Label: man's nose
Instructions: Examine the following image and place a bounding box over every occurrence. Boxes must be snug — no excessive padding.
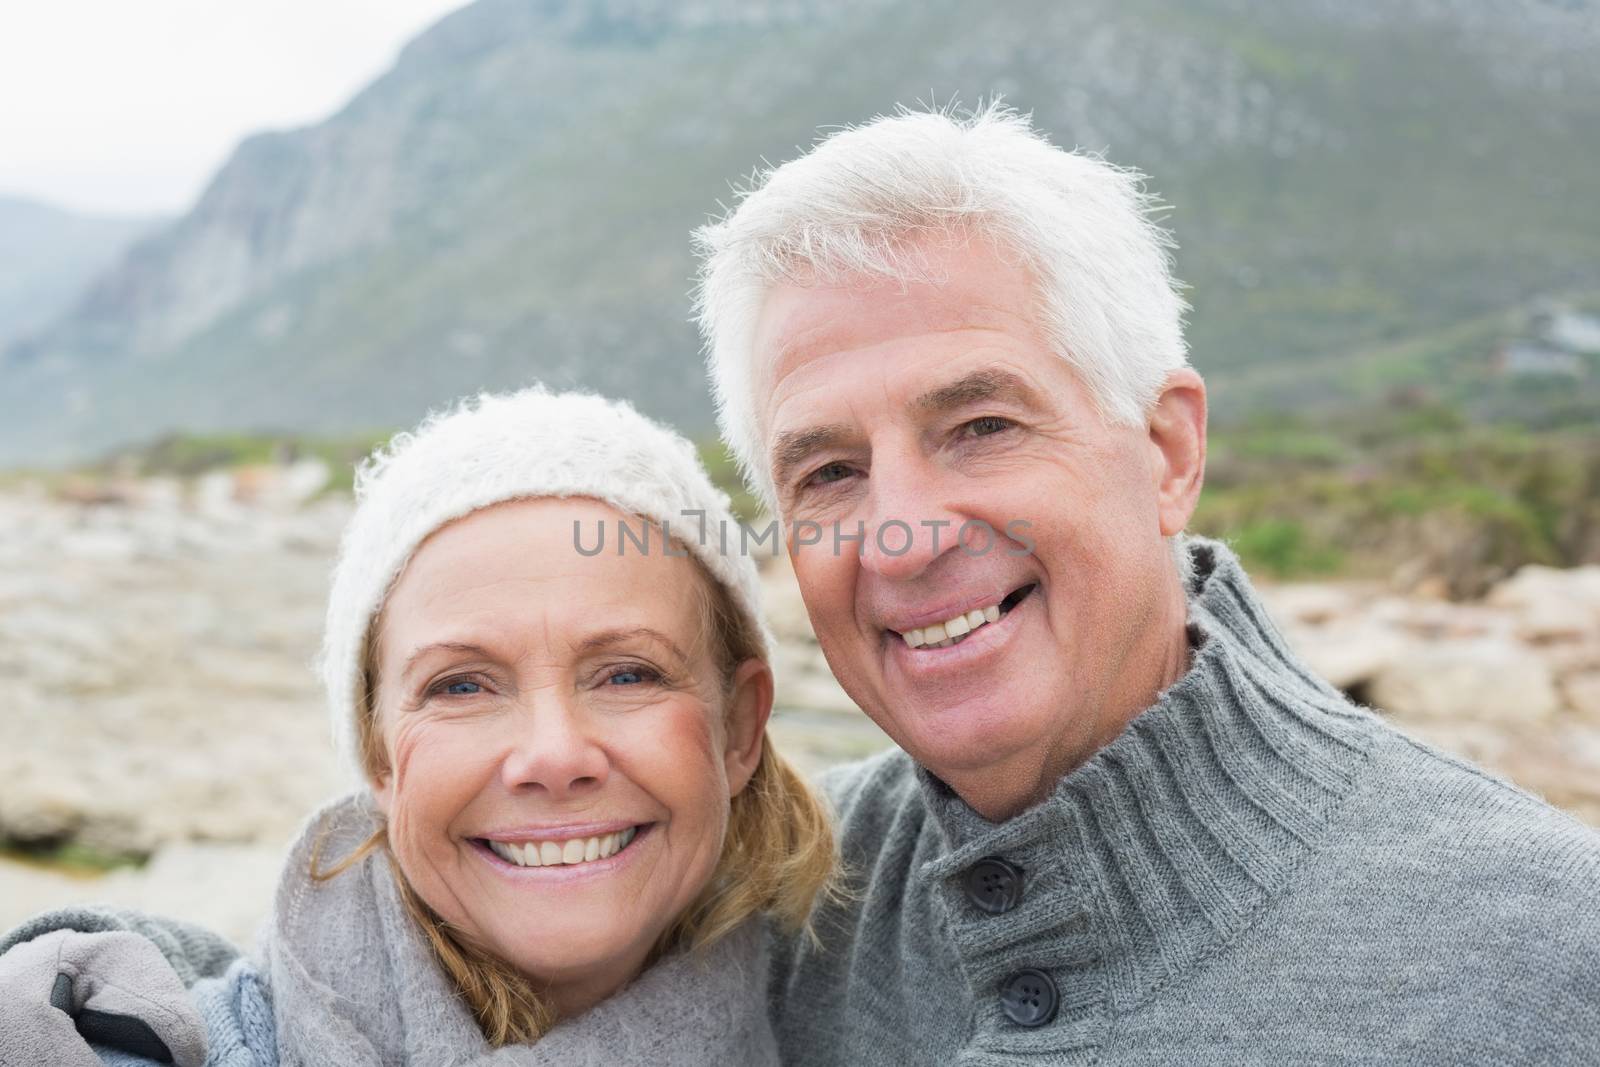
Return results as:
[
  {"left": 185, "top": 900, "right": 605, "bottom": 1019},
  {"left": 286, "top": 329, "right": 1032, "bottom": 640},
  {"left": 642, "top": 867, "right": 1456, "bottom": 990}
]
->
[
  {"left": 854, "top": 451, "right": 965, "bottom": 581},
  {"left": 498, "top": 698, "right": 609, "bottom": 797}
]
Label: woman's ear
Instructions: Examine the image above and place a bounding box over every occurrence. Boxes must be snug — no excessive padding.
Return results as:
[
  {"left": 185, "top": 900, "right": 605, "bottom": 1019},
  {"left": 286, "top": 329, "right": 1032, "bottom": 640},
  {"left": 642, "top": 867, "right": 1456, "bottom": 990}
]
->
[
  {"left": 357, "top": 663, "right": 396, "bottom": 815},
  {"left": 722, "top": 658, "right": 774, "bottom": 797},
  {"left": 371, "top": 771, "right": 394, "bottom": 817},
  {"left": 365, "top": 714, "right": 395, "bottom": 816}
]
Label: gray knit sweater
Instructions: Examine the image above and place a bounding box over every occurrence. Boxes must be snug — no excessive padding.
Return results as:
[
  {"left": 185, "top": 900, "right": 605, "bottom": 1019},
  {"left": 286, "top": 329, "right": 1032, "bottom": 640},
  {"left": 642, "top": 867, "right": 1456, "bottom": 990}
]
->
[{"left": 771, "top": 538, "right": 1600, "bottom": 1065}]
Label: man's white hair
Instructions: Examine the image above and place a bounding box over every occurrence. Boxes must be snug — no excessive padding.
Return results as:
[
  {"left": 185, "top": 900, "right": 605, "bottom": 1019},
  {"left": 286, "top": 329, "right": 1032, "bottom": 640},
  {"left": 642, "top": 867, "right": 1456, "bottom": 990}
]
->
[{"left": 694, "top": 102, "right": 1190, "bottom": 512}]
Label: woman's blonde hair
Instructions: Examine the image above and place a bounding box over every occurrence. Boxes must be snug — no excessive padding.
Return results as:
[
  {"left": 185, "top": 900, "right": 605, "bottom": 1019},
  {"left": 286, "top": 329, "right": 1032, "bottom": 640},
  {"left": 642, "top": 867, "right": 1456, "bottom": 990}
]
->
[{"left": 313, "top": 544, "right": 837, "bottom": 1046}]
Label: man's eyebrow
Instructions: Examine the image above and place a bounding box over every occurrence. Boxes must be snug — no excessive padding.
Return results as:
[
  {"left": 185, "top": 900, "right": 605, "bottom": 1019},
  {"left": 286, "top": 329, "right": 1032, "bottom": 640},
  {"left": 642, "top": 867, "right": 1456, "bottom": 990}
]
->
[
  {"left": 915, "top": 369, "right": 1045, "bottom": 414},
  {"left": 770, "top": 423, "right": 854, "bottom": 493},
  {"left": 573, "top": 626, "right": 689, "bottom": 662}
]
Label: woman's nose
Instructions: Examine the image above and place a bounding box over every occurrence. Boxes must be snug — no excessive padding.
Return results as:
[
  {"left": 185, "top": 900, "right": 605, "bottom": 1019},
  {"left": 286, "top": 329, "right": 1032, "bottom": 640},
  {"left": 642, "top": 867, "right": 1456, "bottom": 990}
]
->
[{"left": 498, "top": 701, "right": 609, "bottom": 797}]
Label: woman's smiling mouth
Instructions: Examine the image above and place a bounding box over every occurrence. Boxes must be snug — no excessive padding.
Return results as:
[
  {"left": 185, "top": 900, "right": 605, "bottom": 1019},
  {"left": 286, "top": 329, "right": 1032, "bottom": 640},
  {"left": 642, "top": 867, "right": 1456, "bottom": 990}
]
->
[{"left": 474, "top": 825, "right": 649, "bottom": 869}]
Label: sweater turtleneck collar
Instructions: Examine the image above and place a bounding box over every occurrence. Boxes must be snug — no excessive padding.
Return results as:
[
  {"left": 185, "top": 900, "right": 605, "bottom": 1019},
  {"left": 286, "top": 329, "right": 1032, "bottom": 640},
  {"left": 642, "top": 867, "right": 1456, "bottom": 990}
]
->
[{"left": 913, "top": 537, "right": 1382, "bottom": 1057}]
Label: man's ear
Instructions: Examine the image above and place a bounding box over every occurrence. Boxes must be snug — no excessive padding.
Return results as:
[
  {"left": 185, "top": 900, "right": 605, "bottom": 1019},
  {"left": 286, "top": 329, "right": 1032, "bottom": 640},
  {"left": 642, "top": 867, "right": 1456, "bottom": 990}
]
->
[
  {"left": 1147, "top": 368, "right": 1208, "bottom": 536},
  {"left": 723, "top": 658, "right": 774, "bottom": 797}
]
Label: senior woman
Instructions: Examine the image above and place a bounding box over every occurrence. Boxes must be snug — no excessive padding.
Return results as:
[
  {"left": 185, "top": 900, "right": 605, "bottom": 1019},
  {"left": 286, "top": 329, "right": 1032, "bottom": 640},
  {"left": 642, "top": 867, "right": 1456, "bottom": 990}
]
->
[{"left": 0, "top": 386, "right": 835, "bottom": 1066}]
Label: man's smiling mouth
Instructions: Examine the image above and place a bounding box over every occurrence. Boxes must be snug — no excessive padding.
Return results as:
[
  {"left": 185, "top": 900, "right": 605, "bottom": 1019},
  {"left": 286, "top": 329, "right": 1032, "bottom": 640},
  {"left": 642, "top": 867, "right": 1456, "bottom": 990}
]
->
[{"left": 892, "top": 583, "right": 1038, "bottom": 649}]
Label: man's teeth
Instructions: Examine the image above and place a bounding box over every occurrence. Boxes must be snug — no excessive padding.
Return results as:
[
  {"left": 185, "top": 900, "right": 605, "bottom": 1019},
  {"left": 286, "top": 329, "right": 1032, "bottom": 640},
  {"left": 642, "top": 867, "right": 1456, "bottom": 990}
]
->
[
  {"left": 487, "top": 827, "right": 638, "bottom": 868},
  {"left": 901, "top": 603, "right": 1002, "bottom": 649}
]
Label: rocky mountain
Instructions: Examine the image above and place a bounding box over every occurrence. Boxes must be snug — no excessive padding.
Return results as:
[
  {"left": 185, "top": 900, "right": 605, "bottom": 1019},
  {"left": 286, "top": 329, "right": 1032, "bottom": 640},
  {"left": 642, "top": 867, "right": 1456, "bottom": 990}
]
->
[
  {"left": 3, "top": 0, "right": 1598, "bottom": 465},
  {"left": 0, "top": 196, "right": 159, "bottom": 354}
]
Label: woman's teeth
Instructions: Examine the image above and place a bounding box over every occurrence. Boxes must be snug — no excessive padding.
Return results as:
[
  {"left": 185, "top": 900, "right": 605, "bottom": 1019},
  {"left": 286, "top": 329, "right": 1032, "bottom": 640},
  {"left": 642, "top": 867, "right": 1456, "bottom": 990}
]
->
[
  {"left": 486, "top": 827, "right": 637, "bottom": 868},
  {"left": 900, "top": 602, "right": 1002, "bottom": 649}
]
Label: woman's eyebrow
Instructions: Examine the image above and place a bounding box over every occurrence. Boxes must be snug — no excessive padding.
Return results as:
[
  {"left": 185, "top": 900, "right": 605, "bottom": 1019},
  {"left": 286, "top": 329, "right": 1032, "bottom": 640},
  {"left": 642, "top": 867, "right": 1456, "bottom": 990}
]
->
[
  {"left": 399, "top": 642, "right": 494, "bottom": 684},
  {"left": 573, "top": 627, "right": 689, "bottom": 661}
]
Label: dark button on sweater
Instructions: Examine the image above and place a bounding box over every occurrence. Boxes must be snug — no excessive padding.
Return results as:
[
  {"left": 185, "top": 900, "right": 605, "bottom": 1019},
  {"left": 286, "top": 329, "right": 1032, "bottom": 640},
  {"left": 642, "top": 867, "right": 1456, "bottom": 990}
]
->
[
  {"left": 963, "top": 856, "right": 1025, "bottom": 914},
  {"left": 1000, "top": 969, "right": 1058, "bottom": 1027}
]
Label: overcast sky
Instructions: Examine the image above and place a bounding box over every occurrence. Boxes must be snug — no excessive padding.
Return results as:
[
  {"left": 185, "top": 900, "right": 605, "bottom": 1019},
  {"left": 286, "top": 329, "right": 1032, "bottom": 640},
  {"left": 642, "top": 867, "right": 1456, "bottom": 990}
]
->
[{"left": 0, "top": 0, "right": 471, "bottom": 218}]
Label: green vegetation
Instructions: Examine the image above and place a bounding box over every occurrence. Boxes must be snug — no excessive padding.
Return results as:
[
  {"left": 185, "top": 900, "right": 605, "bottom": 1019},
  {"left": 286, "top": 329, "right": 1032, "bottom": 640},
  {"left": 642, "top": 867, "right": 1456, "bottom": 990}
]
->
[
  {"left": 97, "top": 431, "right": 763, "bottom": 515},
  {"left": 695, "top": 439, "right": 762, "bottom": 523},
  {"left": 0, "top": 840, "right": 145, "bottom": 875},
  {"left": 1193, "top": 405, "right": 1600, "bottom": 593},
  {"left": 112, "top": 430, "right": 395, "bottom": 493},
  {"left": 1225, "top": 518, "right": 1346, "bottom": 579}
]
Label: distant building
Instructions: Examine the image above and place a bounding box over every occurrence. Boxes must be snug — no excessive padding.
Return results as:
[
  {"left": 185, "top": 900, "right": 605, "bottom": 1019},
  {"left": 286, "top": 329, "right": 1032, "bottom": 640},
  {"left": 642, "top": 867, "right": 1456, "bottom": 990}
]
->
[
  {"left": 1532, "top": 306, "right": 1600, "bottom": 354},
  {"left": 1494, "top": 339, "right": 1586, "bottom": 379},
  {"left": 1493, "top": 301, "right": 1599, "bottom": 379}
]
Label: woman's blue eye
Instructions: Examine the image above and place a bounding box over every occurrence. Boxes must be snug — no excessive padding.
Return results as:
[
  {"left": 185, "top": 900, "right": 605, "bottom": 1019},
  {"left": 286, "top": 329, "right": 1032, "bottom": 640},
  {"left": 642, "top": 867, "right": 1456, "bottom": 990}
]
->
[
  {"left": 607, "top": 667, "right": 658, "bottom": 686},
  {"left": 444, "top": 679, "right": 482, "bottom": 696}
]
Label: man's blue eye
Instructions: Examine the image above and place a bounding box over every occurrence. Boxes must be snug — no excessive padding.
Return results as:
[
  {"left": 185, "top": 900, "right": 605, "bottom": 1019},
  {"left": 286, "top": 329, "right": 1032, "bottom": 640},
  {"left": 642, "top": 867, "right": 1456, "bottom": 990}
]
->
[
  {"left": 810, "top": 462, "right": 851, "bottom": 485},
  {"left": 609, "top": 671, "right": 643, "bottom": 686},
  {"left": 445, "top": 680, "right": 482, "bottom": 696},
  {"left": 966, "top": 416, "right": 1011, "bottom": 437}
]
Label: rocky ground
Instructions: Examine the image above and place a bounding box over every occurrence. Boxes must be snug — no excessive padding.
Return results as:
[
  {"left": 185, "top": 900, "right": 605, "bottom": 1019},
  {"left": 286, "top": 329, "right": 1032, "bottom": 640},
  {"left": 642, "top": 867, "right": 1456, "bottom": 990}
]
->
[
  {"left": 1259, "top": 566, "right": 1600, "bottom": 825},
  {"left": 1, "top": 471, "right": 1596, "bottom": 946}
]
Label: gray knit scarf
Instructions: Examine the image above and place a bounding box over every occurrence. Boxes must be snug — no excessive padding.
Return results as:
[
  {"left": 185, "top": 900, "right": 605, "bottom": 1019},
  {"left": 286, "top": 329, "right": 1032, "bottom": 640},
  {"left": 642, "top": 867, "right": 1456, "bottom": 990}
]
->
[{"left": 259, "top": 793, "right": 778, "bottom": 1067}]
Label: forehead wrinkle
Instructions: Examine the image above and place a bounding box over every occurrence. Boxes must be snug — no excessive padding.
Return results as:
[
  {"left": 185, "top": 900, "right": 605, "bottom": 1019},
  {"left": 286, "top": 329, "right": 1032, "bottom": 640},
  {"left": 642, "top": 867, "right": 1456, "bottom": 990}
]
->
[
  {"left": 384, "top": 572, "right": 598, "bottom": 674},
  {"left": 770, "top": 301, "right": 1023, "bottom": 377}
]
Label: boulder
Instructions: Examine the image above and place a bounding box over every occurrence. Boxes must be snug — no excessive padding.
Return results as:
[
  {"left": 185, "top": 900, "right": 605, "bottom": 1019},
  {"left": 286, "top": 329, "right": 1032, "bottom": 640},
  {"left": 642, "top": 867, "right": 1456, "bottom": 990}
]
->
[
  {"left": 0, "top": 771, "right": 93, "bottom": 844},
  {"left": 1258, "top": 582, "right": 1361, "bottom": 627},
  {"left": 761, "top": 562, "right": 818, "bottom": 645},
  {"left": 0, "top": 843, "right": 282, "bottom": 950},
  {"left": 1562, "top": 670, "right": 1600, "bottom": 722},
  {"left": 1284, "top": 619, "right": 1410, "bottom": 691},
  {"left": 1488, "top": 564, "right": 1600, "bottom": 643},
  {"left": 1367, "top": 639, "right": 1561, "bottom": 723},
  {"left": 777, "top": 672, "right": 861, "bottom": 716},
  {"left": 1371, "top": 595, "right": 1509, "bottom": 641}
]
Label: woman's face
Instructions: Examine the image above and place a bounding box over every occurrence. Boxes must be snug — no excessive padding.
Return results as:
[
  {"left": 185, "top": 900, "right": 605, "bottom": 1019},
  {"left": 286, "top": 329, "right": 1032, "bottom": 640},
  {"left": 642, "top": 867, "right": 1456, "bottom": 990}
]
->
[{"left": 370, "top": 497, "right": 770, "bottom": 1015}]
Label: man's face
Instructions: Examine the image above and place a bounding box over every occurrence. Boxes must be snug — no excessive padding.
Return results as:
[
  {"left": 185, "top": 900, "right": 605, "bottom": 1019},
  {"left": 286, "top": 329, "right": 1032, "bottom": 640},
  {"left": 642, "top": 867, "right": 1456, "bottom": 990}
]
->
[{"left": 756, "top": 240, "right": 1202, "bottom": 816}]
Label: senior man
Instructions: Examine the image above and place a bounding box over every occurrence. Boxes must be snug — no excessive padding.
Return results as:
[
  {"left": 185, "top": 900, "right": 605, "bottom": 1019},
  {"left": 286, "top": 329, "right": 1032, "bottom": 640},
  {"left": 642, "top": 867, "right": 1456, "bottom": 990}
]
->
[{"left": 695, "top": 106, "right": 1600, "bottom": 1065}]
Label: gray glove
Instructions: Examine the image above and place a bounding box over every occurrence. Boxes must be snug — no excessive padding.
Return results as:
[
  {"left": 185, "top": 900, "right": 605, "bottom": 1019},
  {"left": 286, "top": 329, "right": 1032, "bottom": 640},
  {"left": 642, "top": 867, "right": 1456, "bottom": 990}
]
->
[{"left": 0, "top": 928, "right": 207, "bottom": 1067}]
